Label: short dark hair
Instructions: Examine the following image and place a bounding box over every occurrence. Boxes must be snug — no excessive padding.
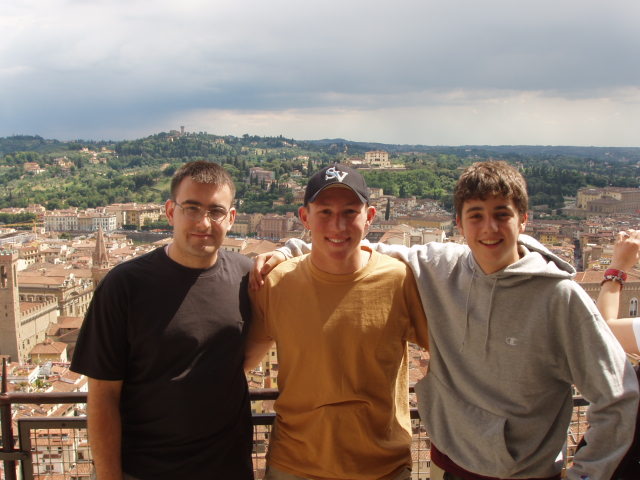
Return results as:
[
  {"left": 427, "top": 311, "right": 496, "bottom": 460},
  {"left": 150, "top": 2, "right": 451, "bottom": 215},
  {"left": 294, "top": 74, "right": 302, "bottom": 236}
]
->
[
  {"left": 170, "top": 161, "right": 236, "bottom": 200},
  {"left": 454, "top": 161, "right": 528, "bottom": 218}
]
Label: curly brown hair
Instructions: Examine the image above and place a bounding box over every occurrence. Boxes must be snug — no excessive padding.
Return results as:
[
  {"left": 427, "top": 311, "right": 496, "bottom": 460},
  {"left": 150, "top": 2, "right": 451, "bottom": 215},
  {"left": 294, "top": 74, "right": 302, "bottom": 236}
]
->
[{"left": 454, "top": 161, "right": 528, "bottom": 218}]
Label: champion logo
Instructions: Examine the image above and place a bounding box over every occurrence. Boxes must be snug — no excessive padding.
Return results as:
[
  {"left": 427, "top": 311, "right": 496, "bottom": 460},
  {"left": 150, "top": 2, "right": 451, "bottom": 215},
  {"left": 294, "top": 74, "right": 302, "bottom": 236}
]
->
[
  {"left": 325, "top": 166, "right": 348, "bottom": 182},
  {"left": 505, "top": 337, "right": 519, "bottom": 346}
]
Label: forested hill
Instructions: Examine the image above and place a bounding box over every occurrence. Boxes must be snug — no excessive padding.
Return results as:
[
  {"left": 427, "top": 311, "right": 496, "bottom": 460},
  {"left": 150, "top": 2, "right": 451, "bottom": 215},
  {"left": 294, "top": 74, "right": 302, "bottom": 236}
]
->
[
  {"left": 305, "top": 139, "right": 640, "bottom": 163},
  {"left": 0, "top": 133, "right": 639, "bottom": 214}
]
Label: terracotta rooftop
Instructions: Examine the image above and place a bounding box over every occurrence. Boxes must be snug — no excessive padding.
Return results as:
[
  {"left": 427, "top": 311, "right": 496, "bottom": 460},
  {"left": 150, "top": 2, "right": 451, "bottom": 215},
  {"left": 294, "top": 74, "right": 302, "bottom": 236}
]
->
[
  {"left": 241, "top": 239, "right": 279, "bottom": 256},
  {"left": 30, "top": 340, "right": 67, "bottom": 355},
  {"left": 49, "top": 380, "right": 79, "bottom": 393},
  {"left": 56, "top": 316, "right": 83, "bottom": 329}
]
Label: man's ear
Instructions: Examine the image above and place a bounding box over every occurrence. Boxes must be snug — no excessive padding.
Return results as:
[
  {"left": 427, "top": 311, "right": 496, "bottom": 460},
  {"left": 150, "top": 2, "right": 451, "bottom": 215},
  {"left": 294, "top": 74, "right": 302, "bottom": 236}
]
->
[
  {"left": 455, "top": 215, "right": 464, "bottom": 237},
  {"left": 299, "top": 205, "right": 311, "bottom": 230},
  {"left": 227, "top": 208, "right": 237, "bottom": 231},
  {"left": 365, "top": 206, "right": 376, "bottom": 226},
  {"left": 519, "top": 212, "right": 528, "bottom": 233},
  {"left": 165, "top": 199, "right": 175, "bottom": 226}
]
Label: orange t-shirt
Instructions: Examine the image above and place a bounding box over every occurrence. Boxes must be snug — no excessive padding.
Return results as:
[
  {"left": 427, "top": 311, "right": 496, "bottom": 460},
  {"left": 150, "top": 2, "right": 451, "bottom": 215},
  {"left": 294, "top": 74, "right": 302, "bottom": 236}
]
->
[{"left": 249, "top": 250, "right": 429, "bottom": 480}]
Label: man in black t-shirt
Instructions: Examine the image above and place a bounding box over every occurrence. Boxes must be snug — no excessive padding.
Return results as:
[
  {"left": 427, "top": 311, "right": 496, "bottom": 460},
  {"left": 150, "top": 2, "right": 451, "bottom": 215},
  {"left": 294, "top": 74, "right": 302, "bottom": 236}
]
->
[{"left": 72, "top": 161, "right": 254, "bottom": 480}]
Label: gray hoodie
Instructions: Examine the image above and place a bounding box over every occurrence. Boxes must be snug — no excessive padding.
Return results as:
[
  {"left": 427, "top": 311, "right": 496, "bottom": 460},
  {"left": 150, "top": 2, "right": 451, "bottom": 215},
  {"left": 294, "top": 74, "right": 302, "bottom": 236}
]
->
[{"left": 280, "top": 235, "right": 638, "bottom": 480}]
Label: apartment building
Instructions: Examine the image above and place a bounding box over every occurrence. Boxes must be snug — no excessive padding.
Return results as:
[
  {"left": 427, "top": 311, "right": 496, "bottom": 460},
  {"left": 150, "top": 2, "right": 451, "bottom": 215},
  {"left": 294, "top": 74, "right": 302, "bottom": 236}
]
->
[
  {"left": 45, "top": 209, "right": 117, "bottom": 233},
  {"left": 44, "top": 209, "right": 80, "bottom": 231},
  {"left": 77, "top": 213, "right": 117, "bottom": 232}
]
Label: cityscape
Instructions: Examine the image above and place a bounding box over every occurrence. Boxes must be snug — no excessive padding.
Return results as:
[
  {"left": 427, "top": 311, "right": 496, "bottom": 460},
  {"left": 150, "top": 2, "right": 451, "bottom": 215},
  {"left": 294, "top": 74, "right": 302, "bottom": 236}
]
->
[
  {"left": 0, "top": 131, "right": 639, "bottom": 478},
  {"left": 2, "top": 1, "right": 638, "bottom": 478}
]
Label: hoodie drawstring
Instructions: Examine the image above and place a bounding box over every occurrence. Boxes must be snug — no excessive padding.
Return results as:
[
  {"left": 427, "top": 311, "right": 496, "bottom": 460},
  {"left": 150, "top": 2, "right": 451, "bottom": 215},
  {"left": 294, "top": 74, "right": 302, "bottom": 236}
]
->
[
  {"left": 460, "top": 269, "right": 476, "bottom": 353},
  {"left": 460, "top": 268, "right": 499, "bottom": 357},
  {"left": 483, "top": 277, "right": 498, "bottom": 358}
]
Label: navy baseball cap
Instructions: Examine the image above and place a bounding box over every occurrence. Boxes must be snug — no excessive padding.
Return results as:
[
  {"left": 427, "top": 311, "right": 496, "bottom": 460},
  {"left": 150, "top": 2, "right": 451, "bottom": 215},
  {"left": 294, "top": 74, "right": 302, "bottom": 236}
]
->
[{"left": 304, "top": 164, "right": 370, "bottom": 205}]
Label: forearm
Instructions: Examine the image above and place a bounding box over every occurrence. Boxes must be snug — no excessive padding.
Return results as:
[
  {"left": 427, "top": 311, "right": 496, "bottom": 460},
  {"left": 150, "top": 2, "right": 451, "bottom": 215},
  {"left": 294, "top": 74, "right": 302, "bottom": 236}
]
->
[
  {"left": 244, "top": 339, "right": 275, "bottom": 371},
  {"left": 87, "top": 379, "right": 124, "bottom": 480},
  {"left": 598, "top": 229, "right": 640, "bottom": 322},
  {"left": 596, "top": 279, "right": 622, "bottom": 321},
  {"left": 596, "top": 269, "right": 640, "bottom": 353},
  {"left": 607, "top": 318, "right": 640, "bottom": 355}
]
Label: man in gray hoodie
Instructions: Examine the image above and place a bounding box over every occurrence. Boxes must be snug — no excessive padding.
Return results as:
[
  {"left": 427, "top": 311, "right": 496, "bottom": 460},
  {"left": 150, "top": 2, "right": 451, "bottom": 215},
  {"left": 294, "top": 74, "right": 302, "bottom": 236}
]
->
[{"left": 259, "top": 161, "right": 639, "bottom": 480}]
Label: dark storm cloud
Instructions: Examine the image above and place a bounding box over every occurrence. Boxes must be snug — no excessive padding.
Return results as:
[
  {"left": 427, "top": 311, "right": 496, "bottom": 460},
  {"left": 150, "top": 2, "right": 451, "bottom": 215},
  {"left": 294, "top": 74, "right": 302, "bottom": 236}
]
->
[{"left": 1, "top": 0, "right": 638, "bottom": 144}]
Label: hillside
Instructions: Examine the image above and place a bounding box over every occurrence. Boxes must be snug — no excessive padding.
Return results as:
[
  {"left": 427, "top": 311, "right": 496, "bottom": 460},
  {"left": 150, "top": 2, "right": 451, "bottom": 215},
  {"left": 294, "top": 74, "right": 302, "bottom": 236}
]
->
[{"left": 1, "top": 133, "right": 639, "bottom": 214}]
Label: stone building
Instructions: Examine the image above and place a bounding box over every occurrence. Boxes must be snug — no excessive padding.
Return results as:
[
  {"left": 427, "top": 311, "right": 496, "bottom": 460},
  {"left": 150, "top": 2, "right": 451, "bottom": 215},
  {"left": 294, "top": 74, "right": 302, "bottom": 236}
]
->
[
  {"left": 104, "top": 203, "right": 164, "bottom": 228},
  {"left": 18, "top": 268, "right": 94, "bottom": 318},
  {"left": 230, "top": 213, "right": 263, "bottom": 236},
  {"left": 30, "top": 339, "right": 69, "bottom": 363},
  {"left": 249, "top": 167, "right": 276, "bottom": 186},
  {"left": 576, "top": 187, "right": 640, "bottom": 214},
  {"left": 364, "top": 150, "right": 391, "bottom": 167},
  {"left": 0, "top": 250, "right": 58, "bottom": 363},
  {"left": 257, "top": 213, "right": 299, "bottom": 241}
]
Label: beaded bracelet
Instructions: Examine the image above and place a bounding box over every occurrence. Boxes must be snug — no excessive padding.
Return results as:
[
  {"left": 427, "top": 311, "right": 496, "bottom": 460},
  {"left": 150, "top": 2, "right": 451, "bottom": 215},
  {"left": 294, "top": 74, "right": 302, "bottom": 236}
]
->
[{"left": 600, "top": 268, "right": 627, "bottom": 288}]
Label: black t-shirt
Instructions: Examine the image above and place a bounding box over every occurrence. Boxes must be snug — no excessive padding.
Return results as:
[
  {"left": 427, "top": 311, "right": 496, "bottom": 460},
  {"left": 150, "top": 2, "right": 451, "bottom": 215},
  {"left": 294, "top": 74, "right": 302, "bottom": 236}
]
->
[{"left": 71, "top": 247, "right": 254, "bottom": 479}]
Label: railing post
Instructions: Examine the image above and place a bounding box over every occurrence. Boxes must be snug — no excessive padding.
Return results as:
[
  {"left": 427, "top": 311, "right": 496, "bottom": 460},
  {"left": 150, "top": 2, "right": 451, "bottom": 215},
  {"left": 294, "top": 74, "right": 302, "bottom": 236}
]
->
[{"left": 1, "top": 358, "right": 18, "bottom": 480}]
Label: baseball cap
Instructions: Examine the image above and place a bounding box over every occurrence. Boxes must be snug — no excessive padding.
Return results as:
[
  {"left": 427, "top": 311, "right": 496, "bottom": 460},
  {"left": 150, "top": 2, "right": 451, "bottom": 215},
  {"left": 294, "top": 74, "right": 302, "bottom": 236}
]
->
[{"left": 304, "top": 164, "right": 370, "bottom": 205}]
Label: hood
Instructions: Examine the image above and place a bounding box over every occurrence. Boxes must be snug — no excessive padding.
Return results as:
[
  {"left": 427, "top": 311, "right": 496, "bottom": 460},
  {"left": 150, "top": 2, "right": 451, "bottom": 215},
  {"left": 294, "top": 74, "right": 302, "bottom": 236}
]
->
[
  {"left": 465, "top": 234, "right": 576, "bottom": 284},
  {"left": 511, "top": 233, "right": 575, "bottom": 278},
  {"left": 459, "top": 234, "right": 575, "bottom": 355}
]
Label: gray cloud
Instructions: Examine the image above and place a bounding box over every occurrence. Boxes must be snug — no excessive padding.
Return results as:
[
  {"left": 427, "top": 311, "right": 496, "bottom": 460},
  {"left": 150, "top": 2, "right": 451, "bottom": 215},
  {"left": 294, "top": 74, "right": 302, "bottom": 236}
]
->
[{"left": 1, "top": 0, "right": 638, "bottom": 144}]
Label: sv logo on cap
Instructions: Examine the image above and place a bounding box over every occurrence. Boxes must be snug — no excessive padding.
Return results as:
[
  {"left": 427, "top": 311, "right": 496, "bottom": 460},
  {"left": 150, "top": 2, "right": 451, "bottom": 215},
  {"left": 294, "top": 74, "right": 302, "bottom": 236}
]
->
[{"left": 325, "top": 166, "right": 348, "bottom": 182}]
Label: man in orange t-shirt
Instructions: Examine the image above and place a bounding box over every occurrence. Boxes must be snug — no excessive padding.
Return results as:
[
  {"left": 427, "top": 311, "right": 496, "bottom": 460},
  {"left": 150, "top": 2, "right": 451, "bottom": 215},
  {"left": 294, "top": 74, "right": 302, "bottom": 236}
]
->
[{"left": 245, "top": 164, "right": 429, "bottom": 480}]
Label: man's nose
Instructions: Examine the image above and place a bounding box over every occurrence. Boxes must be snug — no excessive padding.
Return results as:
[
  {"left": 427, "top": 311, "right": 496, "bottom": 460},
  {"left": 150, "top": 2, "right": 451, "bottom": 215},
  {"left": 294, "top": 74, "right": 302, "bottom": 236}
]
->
[
  {"left": 485, "top": 217, "right": 499, "bottom": 231},
  {"left": 197, "top": 213, "right": 213, "bottom": 227},
  {"left": 334, "top": 214, "right": 347, "bottom": 230}
]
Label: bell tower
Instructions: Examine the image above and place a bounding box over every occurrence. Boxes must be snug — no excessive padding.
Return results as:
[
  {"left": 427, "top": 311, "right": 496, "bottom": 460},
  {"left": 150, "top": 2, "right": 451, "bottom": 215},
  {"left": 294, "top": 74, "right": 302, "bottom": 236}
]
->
[
  {"left": 91, "top": 227, "right": 111, "bottom": 287},
  {"left": 0, "top": 250, "right": 21, "bottom": 362}
]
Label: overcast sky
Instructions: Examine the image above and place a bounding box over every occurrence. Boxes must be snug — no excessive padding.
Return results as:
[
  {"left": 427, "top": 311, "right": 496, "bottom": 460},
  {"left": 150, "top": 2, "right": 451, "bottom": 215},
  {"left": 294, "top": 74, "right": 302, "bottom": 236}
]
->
[{"left": 1, "top": 0, "right": 639, "bottom": 146}]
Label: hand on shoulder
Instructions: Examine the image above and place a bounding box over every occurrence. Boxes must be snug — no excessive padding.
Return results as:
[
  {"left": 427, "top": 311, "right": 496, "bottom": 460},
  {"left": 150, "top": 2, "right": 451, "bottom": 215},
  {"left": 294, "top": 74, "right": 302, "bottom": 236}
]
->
[{"left": 250, "top": 251, "right": 287, "bottom": 290}]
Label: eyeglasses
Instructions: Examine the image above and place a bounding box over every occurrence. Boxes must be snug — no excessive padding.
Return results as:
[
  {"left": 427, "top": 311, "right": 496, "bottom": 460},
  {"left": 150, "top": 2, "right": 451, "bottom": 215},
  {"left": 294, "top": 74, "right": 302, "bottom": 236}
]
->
[{"left": 174, "top": 201, "right": 230, "bottom": 223}]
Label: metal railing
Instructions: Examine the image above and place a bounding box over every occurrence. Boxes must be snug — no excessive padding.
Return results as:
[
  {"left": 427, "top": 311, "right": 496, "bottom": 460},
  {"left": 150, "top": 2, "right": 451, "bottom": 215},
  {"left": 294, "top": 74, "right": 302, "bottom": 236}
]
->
[{"left": 1, "top": 386, "right": 589, "bottom": 480}]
